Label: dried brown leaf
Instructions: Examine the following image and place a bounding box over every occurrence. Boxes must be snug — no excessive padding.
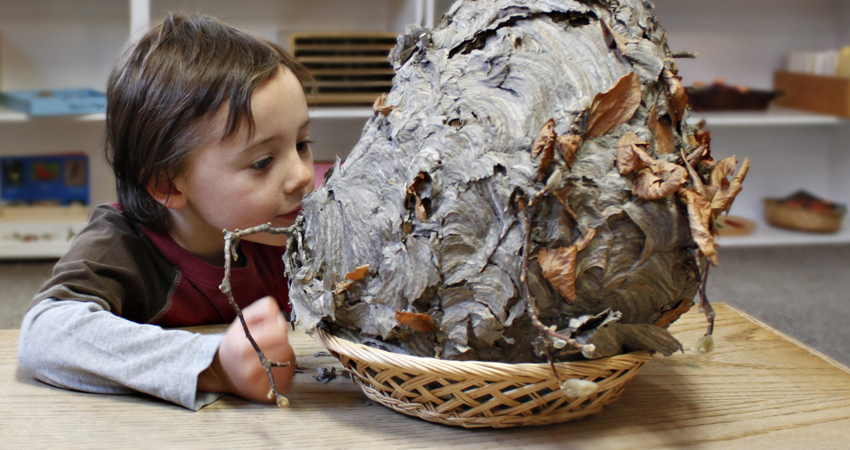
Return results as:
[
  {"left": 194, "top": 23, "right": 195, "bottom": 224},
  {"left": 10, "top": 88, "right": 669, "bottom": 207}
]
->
[
  {"left": 345, "top": 265, "right": 370, "bottom": 281},
  {"left": 686, "top": 144, "right": 708, "bottom": 167},
  {"left": 333, "top": 279, "right": 355, "bottom": 295},
  {"left": 395, "top": 311, "right": 436, "bottom": 332},
  {"left": 585, "top": 72, "right": 641, "bottom": 139},
  {"left": 408, "top": 173, "right": 431, "bottom": 221},
  {"left": 686, "top": 133, "right": 699, "bottom": 149},
  {"left": 710, "top": 155, "right": 739, "bottom": 187},
  {"left": 599, "top": 18, "right": 637, "bottom": 54},
  {"left": 695, "top": 128, "right": 711, "bottom": 147},
  {"left": 538, "top": 246, "right": 578, "bottom": 303},
  {"left": 556, "top": 134, "right": 581, "bottom": 168},
  {"left": 679, "top": 188, "right": 718, "bottom": 265},
  {"left": 704, "top": 185, "right": 720, "bottom": 204},
  {"left": 616, "top": 131, "right": 653, "bottom": 174},
  {"left": 574, "top": 228, "right": 597, "bottom": 251},
  {"left": 693, "top": 130, "right": 713, "bottom": 168},
  {"left": 334, "top": 264, "right": 370, "bottom": 295},
  {"left": 710, "top": 157, "right": 750, "bottom": 217},
  {"left": 373, "top": 93, "right": 393, "bottom": 115},
  {"left": 414, "top": 200, "right": 427, "bottom": 221},
  {"left": 654, "top": 299, "right": 694, "bottom": 328},
  {"left": 649, "top": 106, "right": 676, "bottom": 154},
  {"left": 663, "top": 70, "right": 688, "bottom": 123},
  {"left": 680, "top": 148, "right": 706, "bottom": 197},
  {"left": 515, "top": 195, "right": 527, "bottom": 212},
  {"left": 732, "top": 157, "right": 750, "bottom": 184},
  {"left": 633, "top": 162, "right": 687, "bottom": 200},
  {"left": 711, "top": 184, "right": 742, "bottom": 218},
  {"left": 533, "top": 119, "right": 557, "bottom": 180}
]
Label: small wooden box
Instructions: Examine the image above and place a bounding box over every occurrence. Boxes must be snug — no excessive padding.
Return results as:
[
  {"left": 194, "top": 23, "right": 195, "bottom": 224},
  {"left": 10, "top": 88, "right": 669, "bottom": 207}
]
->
[
  {"left": 773, "top": 71, "right": 850, "bottom": 117},
  {"left": 289, "top": 32, "right": 398, "bottom": 106}
]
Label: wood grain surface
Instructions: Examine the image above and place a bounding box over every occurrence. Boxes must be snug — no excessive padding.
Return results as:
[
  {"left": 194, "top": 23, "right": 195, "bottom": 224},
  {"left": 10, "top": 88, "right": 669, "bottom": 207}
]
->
[{"left": 2, "top": 303, "right": 849, "bottom": 449}]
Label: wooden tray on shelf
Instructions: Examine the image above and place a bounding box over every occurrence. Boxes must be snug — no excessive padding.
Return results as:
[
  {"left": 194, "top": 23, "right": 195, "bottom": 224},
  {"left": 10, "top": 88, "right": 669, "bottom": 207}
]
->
[
  {"left": 290, "top": 32, "right": 398, "bottom": 106},
  {"left": 773, "top": 71, "right": 850, "bottom": 117},
  {"left": 716, "top": 215, "right": 757, "bottom": 237}
]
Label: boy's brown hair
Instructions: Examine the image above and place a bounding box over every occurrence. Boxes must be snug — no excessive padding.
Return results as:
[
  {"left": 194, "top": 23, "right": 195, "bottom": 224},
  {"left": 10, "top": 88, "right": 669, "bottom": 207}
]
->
[{"left": 106, "top": 13, "right": 313, "bottom": 231}]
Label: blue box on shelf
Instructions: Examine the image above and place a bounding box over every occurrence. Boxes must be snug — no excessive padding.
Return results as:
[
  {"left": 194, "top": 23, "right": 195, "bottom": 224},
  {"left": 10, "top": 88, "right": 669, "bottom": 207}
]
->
[
  {"left": 1, "top": 153, "right": 89, "bottom": 206},
  {"left": 0, "top": 89, "right": 106, "bottom": 116}
]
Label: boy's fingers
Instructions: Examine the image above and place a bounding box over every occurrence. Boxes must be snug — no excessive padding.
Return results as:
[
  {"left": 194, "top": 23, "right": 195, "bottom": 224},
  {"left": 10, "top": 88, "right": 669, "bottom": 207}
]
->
[
  {"left": 237, "top": 296, "right": 288, "bottom": 343},
  {"left": 241, "top": 296, "right": 279, "bottom": 324}
]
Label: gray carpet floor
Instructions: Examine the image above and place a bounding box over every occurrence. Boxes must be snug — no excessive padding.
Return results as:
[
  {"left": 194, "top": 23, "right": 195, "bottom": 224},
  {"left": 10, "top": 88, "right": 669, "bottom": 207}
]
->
[{"left": 1, "top": 245, "right": 848, "bottom": 367}]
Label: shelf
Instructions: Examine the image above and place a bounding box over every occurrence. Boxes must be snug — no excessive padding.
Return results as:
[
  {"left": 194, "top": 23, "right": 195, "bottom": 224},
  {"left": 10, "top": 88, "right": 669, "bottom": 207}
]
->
[
  {"left": 687, "top": 107, "right": 844, "bottom": 127},
  {"left": 0, "top": 106, "right": 372, "bottom": 122},
  {"left": 309, "top": 107, "right": 374, "bottom": 119},
  {"left": 717, "top": 215, "right": 850, "bottom": 248},
  {"left": 0, "top": 108, "right": 835, "bottom": 125},
  {"left": 0, "top": 207, "right": 90, "bottom": 260},
  {"left": 0, "top": 106, "right": 105, "bottom": 123},
  {"left": 0, "top": 221, "right": 87, "bottom": 260}
]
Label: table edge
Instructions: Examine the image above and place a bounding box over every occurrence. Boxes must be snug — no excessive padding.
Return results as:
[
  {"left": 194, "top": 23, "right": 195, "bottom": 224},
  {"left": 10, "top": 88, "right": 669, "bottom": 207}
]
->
[{"left": 720, "top": 302, "right": 850, "bottom": 375}]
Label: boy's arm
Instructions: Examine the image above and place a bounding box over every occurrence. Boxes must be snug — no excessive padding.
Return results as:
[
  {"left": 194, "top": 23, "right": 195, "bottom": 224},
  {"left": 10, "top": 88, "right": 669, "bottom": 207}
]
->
[{"left": 18, "top": 298, "right": 224, "bottom": 410}]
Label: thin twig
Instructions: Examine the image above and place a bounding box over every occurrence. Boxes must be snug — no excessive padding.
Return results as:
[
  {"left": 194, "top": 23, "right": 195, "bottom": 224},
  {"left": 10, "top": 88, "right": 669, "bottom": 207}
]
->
[
  {"left": 219, "top": 221, "right": 300, "bottom": 407},
  {"left": 697, "top": 256, "right": 715, "bottom": 336},
  {"left": 545, "top": 344, "right": 561, "bottom": 382},
  {"left": 670, "top": 51, "right": 697, "bottom": 59},
  {"left": 520, "top": 190, "right": 588, "bottom": 355}
]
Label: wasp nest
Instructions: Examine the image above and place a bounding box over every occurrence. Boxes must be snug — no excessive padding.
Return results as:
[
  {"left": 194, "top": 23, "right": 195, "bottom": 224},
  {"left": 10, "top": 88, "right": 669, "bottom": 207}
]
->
[{"left": 284, "top": 0, "right": 748, "bottom": 363}]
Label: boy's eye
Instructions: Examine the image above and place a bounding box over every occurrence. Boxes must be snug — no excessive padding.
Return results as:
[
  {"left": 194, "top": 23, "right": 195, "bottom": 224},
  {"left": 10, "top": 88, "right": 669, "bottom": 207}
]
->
[
  {"left": 251, "top": 156, "right": 274, "bottom": 171},
  {"left": 297, "top": 140, "right": 314, "bottom": 154}
]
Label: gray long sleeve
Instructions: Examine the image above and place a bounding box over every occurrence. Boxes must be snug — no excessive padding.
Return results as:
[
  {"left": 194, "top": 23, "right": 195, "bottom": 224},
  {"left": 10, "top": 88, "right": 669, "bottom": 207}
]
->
[{"left": 18, "top": 298, "right": 225, "bottom": 410}]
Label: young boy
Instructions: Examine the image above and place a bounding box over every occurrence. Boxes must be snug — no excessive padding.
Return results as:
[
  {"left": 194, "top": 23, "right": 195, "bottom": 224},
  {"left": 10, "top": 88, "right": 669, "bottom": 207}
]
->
[{"left": 17, "top": 13, "right": 316, "bottom": 410}]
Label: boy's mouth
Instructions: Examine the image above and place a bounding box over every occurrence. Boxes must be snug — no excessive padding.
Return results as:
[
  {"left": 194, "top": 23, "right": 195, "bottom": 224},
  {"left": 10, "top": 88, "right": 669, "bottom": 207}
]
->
[{"left": 277, "top": 207, "right": 302, "bottom": 222}]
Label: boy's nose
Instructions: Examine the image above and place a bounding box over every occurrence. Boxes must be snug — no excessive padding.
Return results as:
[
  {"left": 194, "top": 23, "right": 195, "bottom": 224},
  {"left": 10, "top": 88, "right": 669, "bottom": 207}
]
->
[{"left": 282, "top": 156, "right": 314, "bottom": 194}]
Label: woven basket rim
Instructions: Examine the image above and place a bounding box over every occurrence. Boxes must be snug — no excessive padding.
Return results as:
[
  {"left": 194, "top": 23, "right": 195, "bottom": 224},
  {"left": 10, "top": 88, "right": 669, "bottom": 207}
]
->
[
  {"left": 313, "top": 327, "right": 654, "bottom": 380},
  {"left": 764, "top": 198, "right": 845, "bottom": 232},
  {"left": 764, "top": 197, "right": 847, "bottom": 216}
]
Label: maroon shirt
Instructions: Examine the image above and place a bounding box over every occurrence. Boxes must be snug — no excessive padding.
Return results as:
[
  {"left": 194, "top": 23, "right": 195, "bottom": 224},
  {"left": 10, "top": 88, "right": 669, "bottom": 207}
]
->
[
  {"left": 33, "top": 204, "right": 290, "bottom": 327},
  {"left": 143, "top": 227, "right": 290, "bottom": 327}
]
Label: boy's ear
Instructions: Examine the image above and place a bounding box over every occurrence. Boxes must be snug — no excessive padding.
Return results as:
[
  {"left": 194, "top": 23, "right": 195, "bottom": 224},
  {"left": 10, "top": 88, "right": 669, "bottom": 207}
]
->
[{"left": 148, "top": 176, "right": 187, "bottom": 210}]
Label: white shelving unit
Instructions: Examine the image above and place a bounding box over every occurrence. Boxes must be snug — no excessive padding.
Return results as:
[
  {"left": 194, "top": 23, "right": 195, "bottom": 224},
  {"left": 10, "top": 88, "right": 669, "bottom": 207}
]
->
[
  {"left": 0, "top": 221, "right": 87, "bottom": 259},
  {"left": 0, "top": 0, "right": 443, "bottom": 258},
  {"left": 654, "top": 0, "right": 850, "bottom": 249},
  {"left": 2, "top": 0, "right": 850, "bottom": 256},
  {"left": 718, "top": 216, "right": 850, "bottom": 248},
  {"left": 688, "top": 108, "right": 844, "bottom": 128}
]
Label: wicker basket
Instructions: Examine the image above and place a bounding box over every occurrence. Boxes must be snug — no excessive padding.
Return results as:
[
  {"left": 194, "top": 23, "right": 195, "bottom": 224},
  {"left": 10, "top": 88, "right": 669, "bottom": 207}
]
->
[
  {"left": 764, "top": 198, "right": 846, "bottom": 233},
  {"left": 314, "top": 328, "right": 653, "bottom": 428}
]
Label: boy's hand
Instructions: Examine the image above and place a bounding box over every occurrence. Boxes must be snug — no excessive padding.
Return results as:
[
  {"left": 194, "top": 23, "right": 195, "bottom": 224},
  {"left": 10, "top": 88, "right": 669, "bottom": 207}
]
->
[{"left": 198, "top": 296, "right": 296, "bottom": 403}]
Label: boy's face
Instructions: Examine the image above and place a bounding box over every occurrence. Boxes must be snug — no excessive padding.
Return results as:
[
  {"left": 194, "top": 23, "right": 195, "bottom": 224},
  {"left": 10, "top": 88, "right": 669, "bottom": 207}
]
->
[{"left": 172, "top": 66, "right": 315, "bottom": 250}]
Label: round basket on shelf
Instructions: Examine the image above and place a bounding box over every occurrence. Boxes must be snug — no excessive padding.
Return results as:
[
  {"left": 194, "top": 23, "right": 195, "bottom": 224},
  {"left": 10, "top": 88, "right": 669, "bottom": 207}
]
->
[
  {"left": 764, "top": 198, "right": 846, "bottom": 233},
  {"left": 314, "top": 328, "right": 653, "bottom": 428}
]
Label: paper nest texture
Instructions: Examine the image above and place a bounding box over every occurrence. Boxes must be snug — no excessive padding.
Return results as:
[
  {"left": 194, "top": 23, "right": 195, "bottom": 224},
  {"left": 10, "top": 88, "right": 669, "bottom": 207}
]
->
[{"left": 284, "top": 0, "right": 745, "bottom": 363}]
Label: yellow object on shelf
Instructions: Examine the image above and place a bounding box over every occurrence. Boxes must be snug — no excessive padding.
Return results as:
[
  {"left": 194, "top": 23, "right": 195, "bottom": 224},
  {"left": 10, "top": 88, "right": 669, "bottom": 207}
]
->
[{"left": 836, "top": 46, "right": 850, "bottom": 79}]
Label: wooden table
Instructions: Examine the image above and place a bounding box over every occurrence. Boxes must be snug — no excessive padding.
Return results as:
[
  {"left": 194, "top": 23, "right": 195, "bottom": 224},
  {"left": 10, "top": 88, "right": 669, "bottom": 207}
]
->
[{"left": 2, "top": 303, "right": 850, "bottom": 449}]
